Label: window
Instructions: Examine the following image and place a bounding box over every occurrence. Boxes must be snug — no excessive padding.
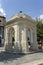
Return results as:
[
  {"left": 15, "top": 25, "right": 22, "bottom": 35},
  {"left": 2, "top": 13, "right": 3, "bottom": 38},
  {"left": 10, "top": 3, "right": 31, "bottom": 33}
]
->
[
  {"left": 0, "top": 20, "right": 1, "bottom": 22},
  {"left": 12, "top": 37, "right": 15, "bottom": 46}
]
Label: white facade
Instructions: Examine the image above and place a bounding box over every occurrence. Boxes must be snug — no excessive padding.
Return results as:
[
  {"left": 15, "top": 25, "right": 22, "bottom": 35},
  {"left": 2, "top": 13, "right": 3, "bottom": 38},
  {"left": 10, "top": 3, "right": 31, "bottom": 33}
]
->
[{"left": 4, "top": 12, "right": 38, "bottom": 53}]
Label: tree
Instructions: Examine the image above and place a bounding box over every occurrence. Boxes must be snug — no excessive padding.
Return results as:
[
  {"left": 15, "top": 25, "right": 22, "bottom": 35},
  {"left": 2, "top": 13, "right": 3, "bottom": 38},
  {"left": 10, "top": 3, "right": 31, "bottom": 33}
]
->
[{"left": 36, "top": 18, "right": 43, "bottom": 42}]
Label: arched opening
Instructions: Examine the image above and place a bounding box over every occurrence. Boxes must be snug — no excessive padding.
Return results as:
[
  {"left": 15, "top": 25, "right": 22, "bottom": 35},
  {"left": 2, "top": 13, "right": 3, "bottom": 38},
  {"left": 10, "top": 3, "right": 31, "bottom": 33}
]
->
[
  {"left": 0, "top": 36, "right": 2, "bottom": 47},
  {"left": 27, "top": 29, "right": 31, "bottom": 50},
  {"left": 8, "top": 27, "right": 15, "bottom": 48}
]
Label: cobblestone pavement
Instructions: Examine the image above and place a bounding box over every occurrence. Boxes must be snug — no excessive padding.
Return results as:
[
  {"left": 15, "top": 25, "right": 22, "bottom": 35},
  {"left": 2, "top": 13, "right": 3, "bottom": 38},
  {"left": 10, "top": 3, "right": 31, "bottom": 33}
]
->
[
  {"left": 0, "top": 47, "right": 5, "bottom": 52},
  {"left": 0, "top": 47, "right": 43, "bottom": 65},
  {"left": 0, "top": 52, "right": 43, "bottom": 65},
  {"left": 21, "top": 59, "right": 43, "bottom": 65}
]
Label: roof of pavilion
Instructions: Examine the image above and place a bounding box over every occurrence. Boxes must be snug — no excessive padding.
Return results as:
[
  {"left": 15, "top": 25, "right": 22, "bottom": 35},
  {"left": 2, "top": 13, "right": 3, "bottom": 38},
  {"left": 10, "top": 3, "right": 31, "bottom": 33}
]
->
[
  {"left": 6, "top": 11, "right": 36, "bottom": 25},
  {"left": 7, "top": 11, "right": 33, "bottom": 20}
]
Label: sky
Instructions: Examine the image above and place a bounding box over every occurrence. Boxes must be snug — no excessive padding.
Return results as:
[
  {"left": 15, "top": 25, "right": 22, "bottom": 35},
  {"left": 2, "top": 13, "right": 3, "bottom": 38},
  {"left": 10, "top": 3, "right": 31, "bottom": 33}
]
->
[{"left": 0, "top": 0, "right": 43, "bottom": 19}]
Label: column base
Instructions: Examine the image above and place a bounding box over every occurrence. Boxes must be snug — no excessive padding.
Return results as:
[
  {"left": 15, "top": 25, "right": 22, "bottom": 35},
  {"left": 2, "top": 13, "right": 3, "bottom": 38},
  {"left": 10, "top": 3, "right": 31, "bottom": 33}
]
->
[
  {"left": 30, "top": 46, "right": 38, "bottom": 51},
  {"left": 5, "top": 43, "right": 12, "bottom": 52}
]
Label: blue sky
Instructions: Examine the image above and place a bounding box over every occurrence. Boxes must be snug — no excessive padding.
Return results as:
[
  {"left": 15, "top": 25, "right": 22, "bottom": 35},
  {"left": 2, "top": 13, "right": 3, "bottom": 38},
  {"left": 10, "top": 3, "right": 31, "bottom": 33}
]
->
[{"left": 0, "top": 0, "right": 43, "bottom": 19}]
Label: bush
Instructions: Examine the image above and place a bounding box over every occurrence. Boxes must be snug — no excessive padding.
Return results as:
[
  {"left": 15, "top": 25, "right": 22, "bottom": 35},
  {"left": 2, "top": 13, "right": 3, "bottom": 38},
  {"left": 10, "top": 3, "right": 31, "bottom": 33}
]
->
[{"left": 38, "top": 45, "right": 42, "bottom": 49}]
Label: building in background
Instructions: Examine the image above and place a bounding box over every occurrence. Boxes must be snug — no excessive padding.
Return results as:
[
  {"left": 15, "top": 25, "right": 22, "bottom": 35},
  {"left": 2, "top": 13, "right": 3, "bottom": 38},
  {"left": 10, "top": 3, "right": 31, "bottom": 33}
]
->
[{"left": 0, "top": 15, "right": 6, "bottom": 47}]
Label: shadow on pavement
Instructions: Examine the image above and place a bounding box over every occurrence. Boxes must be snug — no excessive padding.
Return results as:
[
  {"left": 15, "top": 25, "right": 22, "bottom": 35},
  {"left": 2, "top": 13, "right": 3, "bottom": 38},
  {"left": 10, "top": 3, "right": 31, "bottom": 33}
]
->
[
  {"left": 0, "top": 51, "right": 25, "bottom": 63},
  {"left": 39, "top": 63, "right": 43, "bottom": 65}
]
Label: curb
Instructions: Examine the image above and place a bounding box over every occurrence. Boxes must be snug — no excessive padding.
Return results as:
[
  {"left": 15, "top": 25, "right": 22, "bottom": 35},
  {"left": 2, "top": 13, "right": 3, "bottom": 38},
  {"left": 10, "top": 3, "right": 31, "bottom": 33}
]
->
[{"left": 2, "top": 51, "right": 38, "bottom": 55}]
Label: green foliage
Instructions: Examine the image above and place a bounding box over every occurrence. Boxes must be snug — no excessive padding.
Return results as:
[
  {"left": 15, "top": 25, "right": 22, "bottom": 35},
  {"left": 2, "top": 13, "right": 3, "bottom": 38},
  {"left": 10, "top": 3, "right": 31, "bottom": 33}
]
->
[{"left": 36, "top": 18, "right": 43, "bottom": 42}]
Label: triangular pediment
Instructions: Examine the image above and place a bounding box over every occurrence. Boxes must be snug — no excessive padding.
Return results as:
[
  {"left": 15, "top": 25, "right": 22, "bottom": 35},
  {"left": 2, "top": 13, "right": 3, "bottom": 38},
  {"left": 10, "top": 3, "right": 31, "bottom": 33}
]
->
[{"left": 8, "top": 11, "right": 33, "bottom": 22}]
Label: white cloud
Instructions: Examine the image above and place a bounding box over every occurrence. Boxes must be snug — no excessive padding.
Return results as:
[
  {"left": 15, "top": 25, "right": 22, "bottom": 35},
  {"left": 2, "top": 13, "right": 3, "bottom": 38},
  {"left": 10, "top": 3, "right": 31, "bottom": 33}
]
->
[
  {"left": 38, "top": 15, "right": 43, "bottom": 19},
  {"left": 0, "top": 3, "right": 6, "bottom": 17},
  {"left": 0, "top": 7, "right": 6, "bottom": 16}
]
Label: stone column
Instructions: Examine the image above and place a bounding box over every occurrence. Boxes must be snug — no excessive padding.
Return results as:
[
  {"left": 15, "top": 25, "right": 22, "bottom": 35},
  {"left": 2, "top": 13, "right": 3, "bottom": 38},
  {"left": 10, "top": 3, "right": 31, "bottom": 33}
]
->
[
  {"left": 4, "top": 27, "right": 12, "bottom": 52},
  {"left": 33, "top": 27, "right": 38, "bottom": 51},
  {"left": 21, "top": 25, "right": 28, "bottom": 53},
  {"left": 4, "top": 28, "right": 8, "bottom": 44},
  {"left": 30, "top": 27, "right": 38, "bottom": 51},
  {"left": 4, "top": 27, "right": 8, "bottom": 51},
  {"left": 14, "top": 25, "right": 21, "bottom": 52}
]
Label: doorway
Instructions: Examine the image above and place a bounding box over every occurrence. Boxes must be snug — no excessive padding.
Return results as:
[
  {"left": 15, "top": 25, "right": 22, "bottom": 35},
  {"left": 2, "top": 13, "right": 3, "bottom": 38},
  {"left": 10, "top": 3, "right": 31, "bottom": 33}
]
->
[
  {"left": 27, "top": 29, "right": 31, "bottom": 50},
  {"left": 8, "top": 27, "right": 15, "bottom": 48},
  {"left": 0, "top": 37, "right": 2, "bottom": 47}
]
